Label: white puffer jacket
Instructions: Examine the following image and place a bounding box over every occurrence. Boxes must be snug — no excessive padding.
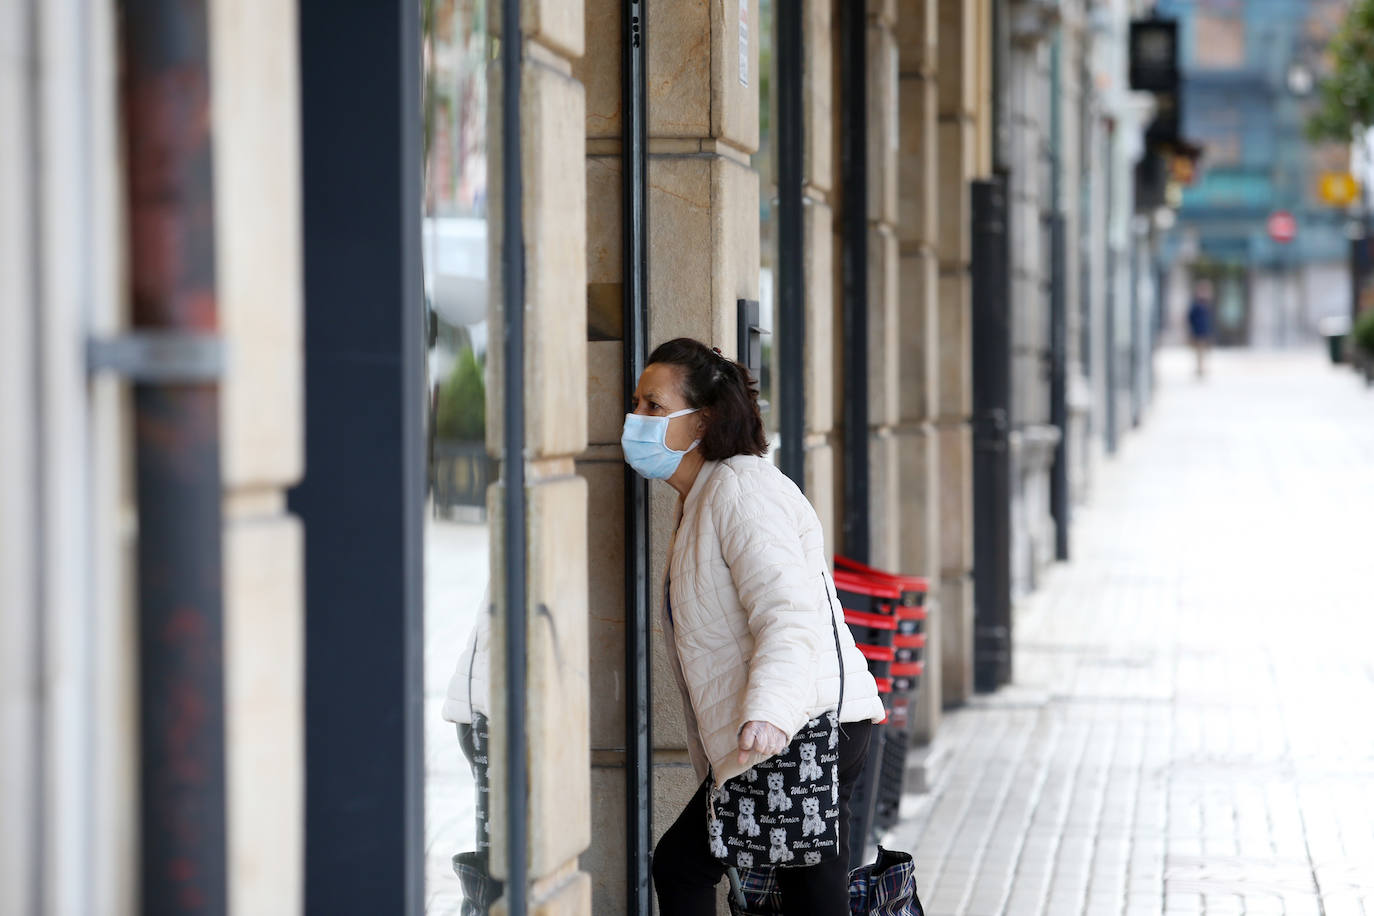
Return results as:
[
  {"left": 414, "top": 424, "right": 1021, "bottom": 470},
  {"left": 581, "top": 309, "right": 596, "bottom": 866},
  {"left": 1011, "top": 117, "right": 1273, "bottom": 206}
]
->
[
  {"left": 442, "top": 587, "right": 490, "bottom": 725},
  {"left": 665, "top": 455, "right": 885, "bottom": 787}
]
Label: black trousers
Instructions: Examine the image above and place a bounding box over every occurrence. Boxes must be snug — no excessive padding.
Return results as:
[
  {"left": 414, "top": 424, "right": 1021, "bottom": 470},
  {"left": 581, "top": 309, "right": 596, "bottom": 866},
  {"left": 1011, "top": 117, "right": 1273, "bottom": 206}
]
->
[{"left": 652, "top": 720, "right": 873, "bottom": 916}]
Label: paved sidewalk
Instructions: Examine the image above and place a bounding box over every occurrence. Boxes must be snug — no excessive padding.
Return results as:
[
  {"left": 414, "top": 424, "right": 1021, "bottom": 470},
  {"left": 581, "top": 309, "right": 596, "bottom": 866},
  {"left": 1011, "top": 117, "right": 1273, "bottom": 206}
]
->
[
  {"left": 884, "top": 349, "right": 1374, "bottom": 916},
  {"left": 425, "top": 516, "right": 486, "bottom": 914}
]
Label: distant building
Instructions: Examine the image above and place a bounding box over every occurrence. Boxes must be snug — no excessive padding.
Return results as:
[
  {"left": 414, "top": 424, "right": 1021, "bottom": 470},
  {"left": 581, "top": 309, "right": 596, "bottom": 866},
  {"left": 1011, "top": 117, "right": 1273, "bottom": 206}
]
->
[{"left": 1159, "top": 0, "right": 1351, "bottom": 345}]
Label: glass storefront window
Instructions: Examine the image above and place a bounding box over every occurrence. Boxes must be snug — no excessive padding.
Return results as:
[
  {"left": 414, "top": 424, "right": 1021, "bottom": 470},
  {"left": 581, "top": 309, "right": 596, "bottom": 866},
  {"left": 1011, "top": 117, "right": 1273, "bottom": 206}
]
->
[{"left": 422, "top": 1, "right": 498, "bottom": 911}]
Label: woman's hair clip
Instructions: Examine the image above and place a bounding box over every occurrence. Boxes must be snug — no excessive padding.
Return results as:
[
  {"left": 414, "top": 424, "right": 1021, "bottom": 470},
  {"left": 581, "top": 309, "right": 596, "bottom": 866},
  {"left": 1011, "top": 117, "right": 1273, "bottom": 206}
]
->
[{"left": 711, "top": 346, "right": 727, "bottom": 359}]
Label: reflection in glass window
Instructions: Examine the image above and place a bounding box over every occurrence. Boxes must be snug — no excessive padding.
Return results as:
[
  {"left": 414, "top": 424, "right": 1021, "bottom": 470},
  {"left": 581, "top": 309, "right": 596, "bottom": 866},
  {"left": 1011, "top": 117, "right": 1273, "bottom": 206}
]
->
[
  {"left": 422, "top": 1, "right": 497, "bottom": 912},
  {"left": 754, "top": 0, "right": 780, "bottom": 460}
]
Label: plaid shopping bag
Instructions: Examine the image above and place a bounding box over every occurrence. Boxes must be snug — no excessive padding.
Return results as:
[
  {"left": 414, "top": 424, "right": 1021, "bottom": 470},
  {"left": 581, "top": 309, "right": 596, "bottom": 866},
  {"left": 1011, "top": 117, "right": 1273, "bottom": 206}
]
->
[
  {"left": 847, "top": 847, "right": 924, "bottom": 916},
  {"left": 726, "top": 846, "right": 923, "bottom": 916},
  {"left": 451, "top": 851, "right": 503, "bottom": 916},
  {"left": 726, "top": 866, "right": 783, "bottom": 916}
]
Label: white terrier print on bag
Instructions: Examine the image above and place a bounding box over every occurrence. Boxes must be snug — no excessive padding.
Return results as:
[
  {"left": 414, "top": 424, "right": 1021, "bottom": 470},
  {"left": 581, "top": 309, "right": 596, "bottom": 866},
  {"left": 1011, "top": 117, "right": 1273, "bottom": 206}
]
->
[{"left": 767, "top": 772, "right": 792, "bottom": 812}]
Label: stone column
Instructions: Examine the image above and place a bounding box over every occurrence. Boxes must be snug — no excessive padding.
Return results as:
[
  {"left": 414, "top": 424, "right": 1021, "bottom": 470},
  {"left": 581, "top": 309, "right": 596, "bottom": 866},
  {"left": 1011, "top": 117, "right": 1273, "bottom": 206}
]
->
[
  {"left": 1059, "top": 11, "right": 1094, "bottom": 512},
  {"left": 864, "top": 1, "right": 902, "bottom": 575},
  {"left": 934, "top": 0, "right": 979, "bottom": 707},
  {"left": 1083, "top": 108, "right": 1111, "bottom": 487},
  {"left": 804, "top": 0, "right": 838, "bottom": 552},
  {"left": 487, "top": 4, "right": 593, "bottom": 915},
  {"left": 895, "top": 0, "right": 943, "bottom": 741},
  {"left": 211, "top": 2, "right": 308, "bottom": 912},
  {"left": 1006, "top": 11, "right": 1061, "bottom": 598},
  {"left": 574, "top": 1, "right": 758, "bottom": 913}
]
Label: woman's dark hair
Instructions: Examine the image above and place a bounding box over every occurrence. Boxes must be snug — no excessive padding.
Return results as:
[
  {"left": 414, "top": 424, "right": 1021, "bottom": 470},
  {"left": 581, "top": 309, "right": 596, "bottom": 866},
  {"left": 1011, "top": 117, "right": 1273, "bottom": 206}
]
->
[{"left": 647, "top": 337, "right": 767, "bottom": 460}]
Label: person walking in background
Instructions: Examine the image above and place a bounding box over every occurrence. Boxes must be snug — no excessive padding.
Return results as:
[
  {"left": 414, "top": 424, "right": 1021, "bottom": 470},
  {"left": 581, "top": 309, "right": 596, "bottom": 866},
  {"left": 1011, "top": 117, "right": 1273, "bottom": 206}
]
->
[
  {"left": 1187, "top": 281, "right": 1216, "bottom": 379},
  {"left": 623, "top": 338, "right": 886, "bottom": 916}
]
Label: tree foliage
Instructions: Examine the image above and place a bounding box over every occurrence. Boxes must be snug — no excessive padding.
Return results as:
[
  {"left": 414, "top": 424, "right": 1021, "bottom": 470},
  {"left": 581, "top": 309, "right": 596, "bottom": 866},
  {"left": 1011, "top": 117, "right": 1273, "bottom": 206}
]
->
[
  {"left": 1354, "top": 308, "right": 1374, "bottom": 356},
  {"left": 435, "top": 347, "right": 486, "bottom": 441},
  {"left": 1308, "top": 0, "right": 1374, "bottom": 142}
]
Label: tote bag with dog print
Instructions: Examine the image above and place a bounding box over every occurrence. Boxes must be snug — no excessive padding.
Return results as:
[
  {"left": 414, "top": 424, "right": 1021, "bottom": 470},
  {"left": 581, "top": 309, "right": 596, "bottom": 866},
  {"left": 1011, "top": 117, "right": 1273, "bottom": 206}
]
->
[{"left": 705, "top": 591, "right": 847, "bottom": 869}]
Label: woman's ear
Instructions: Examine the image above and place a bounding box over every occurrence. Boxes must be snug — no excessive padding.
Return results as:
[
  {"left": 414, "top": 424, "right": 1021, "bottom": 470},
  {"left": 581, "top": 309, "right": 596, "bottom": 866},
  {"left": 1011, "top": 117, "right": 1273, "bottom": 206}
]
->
[{"left": 695, "top": 408, "right": 710, "bottom": 437}]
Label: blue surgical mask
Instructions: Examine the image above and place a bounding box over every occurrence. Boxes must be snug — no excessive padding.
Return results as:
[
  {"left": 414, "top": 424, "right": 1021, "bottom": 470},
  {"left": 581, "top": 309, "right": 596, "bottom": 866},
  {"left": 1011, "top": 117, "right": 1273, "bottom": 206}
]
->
[{"left": 621, "top": 408, "right": 700, "bottom": 480}]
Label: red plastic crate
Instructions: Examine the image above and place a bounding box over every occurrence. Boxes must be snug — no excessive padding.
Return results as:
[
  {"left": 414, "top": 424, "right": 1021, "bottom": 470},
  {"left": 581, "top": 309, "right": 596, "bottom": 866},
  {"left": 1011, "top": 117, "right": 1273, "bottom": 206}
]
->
[
  {"left": 890, "top": 661, "right": 923, "bottom": 693},
  {"left": 835, "top": 555, "right": 929, "bottom": 607},
  {"left": 844, "top": 609, "right": 897, "bottom": 647},
  {"left": 893, "top": 632, "right": 926, "bottom": 663}
]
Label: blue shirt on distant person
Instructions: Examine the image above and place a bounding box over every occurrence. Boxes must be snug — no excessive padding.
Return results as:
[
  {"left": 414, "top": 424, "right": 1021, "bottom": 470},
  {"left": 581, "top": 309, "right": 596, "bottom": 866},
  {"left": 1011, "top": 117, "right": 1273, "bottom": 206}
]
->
[{"left": 1188, "top": 299, "right": 1214, "bottom": 340}]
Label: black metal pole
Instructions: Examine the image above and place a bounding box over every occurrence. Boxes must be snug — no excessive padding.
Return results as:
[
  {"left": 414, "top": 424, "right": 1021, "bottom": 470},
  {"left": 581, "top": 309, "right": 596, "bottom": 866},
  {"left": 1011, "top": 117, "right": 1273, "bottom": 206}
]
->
[
  {"left": 1361, "top": 149, "right": 1374, "bottom": 330},
  {"left": 1151, "top": 255, "right": 1164, "bottom": 401},
  {"left": 400, "top": 6, "right": 427, "bottom": 909},
  {"left": 1049, "top": 37, "right": 1069, "bottom": 562},
  {"left": 776, "top": 0, "right": 805, "bottom": 488},
  {"left": 501, "top": 0, "right": 528, "bottom": 910},
  {"left": 1129, "top": 226, "right": 1141, "bottom": 428},
  {"left": 295, "top": 2, "right": 424, "bottom": 910},
  {"left": 623, "top": 1, "right": 652, "bottom": 913},
  {"left": 1103, "top": 121, "right": 1121, "bottom": 455},
  {"left": 972, "top": 175, "right": 1013, "bottom": 693},
  {"left": 840, "top": 0, "right": 869, "bottom": 564},
  {"left": 838, "top": 0, "right": 878, "bottom": 861},
  {"left": 1078, "top": 66, "right": 1094, "bottom": 411},
  {"left": 120, "top": 2, "right": 227, "bottom": 911},
  {"left": 297, "top": 1, "right": 427, "bottom": 909},
  {"left": 1050, "top": 213, "right": 1070, "bottom": 561},
  {"left": 1352, "top": 234, "right": 1372, "bottom": 331}
]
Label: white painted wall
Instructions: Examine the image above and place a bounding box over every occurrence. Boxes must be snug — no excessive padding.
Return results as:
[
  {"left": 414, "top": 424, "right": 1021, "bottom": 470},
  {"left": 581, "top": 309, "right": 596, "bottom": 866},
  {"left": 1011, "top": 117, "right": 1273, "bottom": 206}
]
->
[
  {"left": 1, "top": 1, "right": 131, "bottom": 913},
  {"left": 0, "top": 4, "right": 42, "bottom": 913}
]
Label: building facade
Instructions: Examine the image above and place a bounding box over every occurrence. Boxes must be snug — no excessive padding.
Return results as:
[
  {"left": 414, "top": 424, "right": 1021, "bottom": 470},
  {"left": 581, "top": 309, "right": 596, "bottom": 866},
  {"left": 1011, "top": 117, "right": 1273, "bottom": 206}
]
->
[{"left": 0, "top": 1, "right": 1163, "bottom": 914}]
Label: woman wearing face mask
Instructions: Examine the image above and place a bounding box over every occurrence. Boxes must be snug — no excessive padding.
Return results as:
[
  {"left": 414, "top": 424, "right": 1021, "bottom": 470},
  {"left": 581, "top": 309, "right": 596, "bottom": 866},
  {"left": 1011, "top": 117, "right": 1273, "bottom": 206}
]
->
[{"left": 626, "top": 337, "right": 885, "bottom": 916}]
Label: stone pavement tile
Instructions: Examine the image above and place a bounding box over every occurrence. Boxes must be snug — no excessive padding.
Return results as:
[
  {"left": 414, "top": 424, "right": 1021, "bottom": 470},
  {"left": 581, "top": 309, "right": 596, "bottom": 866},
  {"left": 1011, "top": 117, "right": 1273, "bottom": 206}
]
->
[{"left": 881, "top": 351, "right": 1374, "bottom": 916}]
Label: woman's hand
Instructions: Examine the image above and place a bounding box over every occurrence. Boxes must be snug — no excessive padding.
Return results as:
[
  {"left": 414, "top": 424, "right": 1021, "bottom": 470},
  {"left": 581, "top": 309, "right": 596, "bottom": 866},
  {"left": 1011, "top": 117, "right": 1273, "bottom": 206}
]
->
[{"left": 737, "top": 720, "right": 788, "bottom": 764}]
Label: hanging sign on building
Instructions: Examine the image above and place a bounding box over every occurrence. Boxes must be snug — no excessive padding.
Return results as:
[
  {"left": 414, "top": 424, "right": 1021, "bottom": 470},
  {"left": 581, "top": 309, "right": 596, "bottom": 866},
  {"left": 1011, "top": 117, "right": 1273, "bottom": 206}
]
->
[
  {"left": 1318, "top": 172, "right": 1361, "bottom": 207},
  {"left": 1268, "top": 210, "right": 1297, "bottom": 244},
  {"left": 1129, "top": 18, "right": 1179, "bottom": 93}
]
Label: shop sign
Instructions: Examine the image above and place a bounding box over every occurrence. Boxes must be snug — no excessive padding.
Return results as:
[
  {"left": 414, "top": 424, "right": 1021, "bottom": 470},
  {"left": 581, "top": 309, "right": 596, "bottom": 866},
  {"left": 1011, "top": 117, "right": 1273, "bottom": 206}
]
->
[
  {"left": 1268, "top": 210, "right": 1297, "bottom": 244},
  {"left": 1318, "top": 172, "right": 1361, "bottom": 207}
]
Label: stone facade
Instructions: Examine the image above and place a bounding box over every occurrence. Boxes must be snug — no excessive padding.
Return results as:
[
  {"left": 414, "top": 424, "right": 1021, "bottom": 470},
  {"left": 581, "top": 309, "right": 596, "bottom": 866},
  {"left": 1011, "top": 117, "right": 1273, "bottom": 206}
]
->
[{"left": 933, "top": 0, "right": 985, "bottom": 710}]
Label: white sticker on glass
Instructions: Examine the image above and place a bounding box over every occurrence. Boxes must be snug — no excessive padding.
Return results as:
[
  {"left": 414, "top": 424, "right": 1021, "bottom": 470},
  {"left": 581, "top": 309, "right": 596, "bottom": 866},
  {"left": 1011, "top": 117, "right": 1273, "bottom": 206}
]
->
[{"left": 739, "top": 2, "right": 749, "bottom": 87}]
